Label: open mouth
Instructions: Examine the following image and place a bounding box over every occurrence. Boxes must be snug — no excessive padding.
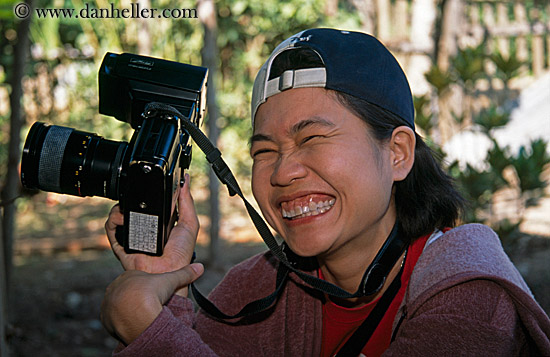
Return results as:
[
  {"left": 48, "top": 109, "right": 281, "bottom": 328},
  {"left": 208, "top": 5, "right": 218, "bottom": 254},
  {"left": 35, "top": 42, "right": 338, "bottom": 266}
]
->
[{"left": 280, "top": 195, "right": 336, "bottom": 220}]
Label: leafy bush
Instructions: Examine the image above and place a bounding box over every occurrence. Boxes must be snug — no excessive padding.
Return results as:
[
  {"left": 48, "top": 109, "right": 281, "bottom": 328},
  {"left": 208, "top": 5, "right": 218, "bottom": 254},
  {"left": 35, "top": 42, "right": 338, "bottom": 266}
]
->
[{"left": 422, "top": 46, "right": 549, "bottom": 242}]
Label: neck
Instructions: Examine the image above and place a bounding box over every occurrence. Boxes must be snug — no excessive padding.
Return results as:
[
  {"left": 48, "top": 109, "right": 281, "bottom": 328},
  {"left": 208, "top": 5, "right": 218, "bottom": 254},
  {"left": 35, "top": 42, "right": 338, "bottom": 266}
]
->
[{"left": 318, "top": 217, "right": 404, "bottom": 308}]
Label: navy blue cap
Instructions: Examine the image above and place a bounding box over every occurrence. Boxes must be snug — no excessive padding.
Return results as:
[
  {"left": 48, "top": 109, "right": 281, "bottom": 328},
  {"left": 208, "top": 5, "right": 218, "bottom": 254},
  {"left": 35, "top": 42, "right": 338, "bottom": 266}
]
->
[{"left": 252, "top": 28, "right": 415, "bottom": 129}]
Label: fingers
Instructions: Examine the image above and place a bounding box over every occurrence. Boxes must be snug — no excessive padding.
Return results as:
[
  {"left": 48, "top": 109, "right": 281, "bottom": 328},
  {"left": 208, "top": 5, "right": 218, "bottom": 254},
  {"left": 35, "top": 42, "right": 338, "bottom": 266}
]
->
[
  {"left": 100, "top": 263, "right": 205, "bottom": 343},
  {"left": 105, "top": 204, "right": 125, "bottom": 259},
  {"left": 177, "top": 173, "right": 200, "bottom": 236},
  {"left": 162, "top": 173, "right": 200, "bottom": 266},
  {"left": 105, "top": 204, "right": 123, "bottom": 239}
]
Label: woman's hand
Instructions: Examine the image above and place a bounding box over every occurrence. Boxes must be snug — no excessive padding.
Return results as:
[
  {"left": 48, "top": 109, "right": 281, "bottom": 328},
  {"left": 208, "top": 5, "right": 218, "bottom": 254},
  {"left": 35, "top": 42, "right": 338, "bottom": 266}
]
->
[
  {"left": 101, "top": 263, "right": 204, "bottom": 345},
  {"left": 105, "top": 173, "right": 200, "bottom": 294}
]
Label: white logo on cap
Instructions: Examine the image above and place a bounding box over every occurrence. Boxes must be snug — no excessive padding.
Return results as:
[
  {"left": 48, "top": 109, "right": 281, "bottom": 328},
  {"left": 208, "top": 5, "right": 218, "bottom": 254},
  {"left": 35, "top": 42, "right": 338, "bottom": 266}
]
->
[{"left": 289, "top": 35, "right": 312, "bottom": 44}]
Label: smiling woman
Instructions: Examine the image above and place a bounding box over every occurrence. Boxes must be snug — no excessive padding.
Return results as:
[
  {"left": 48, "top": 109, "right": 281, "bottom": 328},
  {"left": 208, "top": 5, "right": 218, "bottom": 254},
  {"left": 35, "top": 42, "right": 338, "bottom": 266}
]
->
[
  {"left": 251, "top": 88, "right": 401, "bottom": 265},
  {"left": 101, "top": 28, "right": 550, "bottom": 356}
]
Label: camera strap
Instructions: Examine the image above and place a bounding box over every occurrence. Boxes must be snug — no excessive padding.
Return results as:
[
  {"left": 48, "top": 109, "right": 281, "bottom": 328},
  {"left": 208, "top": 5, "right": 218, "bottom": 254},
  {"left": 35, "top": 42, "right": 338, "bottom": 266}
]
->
[
  {"left": 143, "top": 103, "right": 408, "bottom": 319},
  {"left": 335, "top": 261, "right": 404, "bottom": 356}
]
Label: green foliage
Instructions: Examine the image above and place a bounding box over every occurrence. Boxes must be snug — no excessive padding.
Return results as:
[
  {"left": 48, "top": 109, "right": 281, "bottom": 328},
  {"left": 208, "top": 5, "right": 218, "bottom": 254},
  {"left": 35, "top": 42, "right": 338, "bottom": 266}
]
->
[
  {"left": 451, "top": 43, "right": 486, "bottom": 91},
  {"left": 449, "top": 161, "right": 494, "bottom": 223},
  {"left": 473, "top": 105, "right": 510, "bottom": 134},
  {"left": 486, "top": 139, "right": 510, "bottom": 188},
  {"left": 511, "top": 139, "right": 550, "bottom": 195},
  {"left": 413, "top": 94, "right": 433, "bottom": 133},
  {"left": 489, "top": 51, "right": 524, "bottom": 86},
  {"left": 424, "top": 65, "right": 453, "bottom": 94},
  {"left": 449, "top": 131, "right": 549, "bottom": 237},
  {"left": 428, "top": 40, "right": 549, "bottom": 242}
]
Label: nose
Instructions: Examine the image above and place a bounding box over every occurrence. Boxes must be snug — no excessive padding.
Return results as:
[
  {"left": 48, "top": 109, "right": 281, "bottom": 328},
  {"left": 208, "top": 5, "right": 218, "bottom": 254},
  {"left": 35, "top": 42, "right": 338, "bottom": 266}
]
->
[{"left": 270, "top": 153, "right": 307, "bottom": 187}]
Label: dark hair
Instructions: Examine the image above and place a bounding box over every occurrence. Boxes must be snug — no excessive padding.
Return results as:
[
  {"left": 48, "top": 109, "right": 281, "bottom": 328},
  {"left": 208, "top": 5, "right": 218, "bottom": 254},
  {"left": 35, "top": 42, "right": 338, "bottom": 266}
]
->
[{"left": 270, "top": 48, "right": 465, "bottom": 242}]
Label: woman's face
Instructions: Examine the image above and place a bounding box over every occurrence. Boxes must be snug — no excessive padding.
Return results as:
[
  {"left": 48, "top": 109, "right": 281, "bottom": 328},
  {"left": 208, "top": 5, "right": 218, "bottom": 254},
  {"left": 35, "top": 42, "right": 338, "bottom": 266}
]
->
[{"left": 251, "top": 87, "right": 398, "bottom": 260}]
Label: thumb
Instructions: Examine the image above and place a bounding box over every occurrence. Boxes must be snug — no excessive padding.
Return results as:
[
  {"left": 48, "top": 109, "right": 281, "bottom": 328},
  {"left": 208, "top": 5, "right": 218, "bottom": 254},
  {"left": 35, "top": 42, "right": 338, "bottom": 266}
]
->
[
  {"left": 157, "top": 263, "right": 204, "bottom": 302},
  {"left": 177, "top": 173, "right": 200, "bottom": 234}
]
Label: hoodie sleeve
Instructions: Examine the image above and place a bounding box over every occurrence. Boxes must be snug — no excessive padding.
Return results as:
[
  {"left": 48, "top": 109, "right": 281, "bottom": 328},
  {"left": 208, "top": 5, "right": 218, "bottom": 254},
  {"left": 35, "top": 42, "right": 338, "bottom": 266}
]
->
[
  {"left": 111, "top": 251, "right": 284, "bottom": 357},
  {"left": 112, "top": 295, "right": 218, "bottom": 357}
]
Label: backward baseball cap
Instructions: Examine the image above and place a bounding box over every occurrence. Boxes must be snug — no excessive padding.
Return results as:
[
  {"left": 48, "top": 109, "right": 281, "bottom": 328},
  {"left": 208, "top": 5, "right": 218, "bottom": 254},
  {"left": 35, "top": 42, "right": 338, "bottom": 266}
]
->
[{"left": 251, "top": 28, "right": 414, "bottom": 129}]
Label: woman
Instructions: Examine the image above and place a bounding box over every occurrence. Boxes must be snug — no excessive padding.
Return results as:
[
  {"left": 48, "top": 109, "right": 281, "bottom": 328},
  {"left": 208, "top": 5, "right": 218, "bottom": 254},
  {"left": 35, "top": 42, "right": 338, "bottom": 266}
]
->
[{"left": 101, "top": 28, "right": 550, "bottom": 356}]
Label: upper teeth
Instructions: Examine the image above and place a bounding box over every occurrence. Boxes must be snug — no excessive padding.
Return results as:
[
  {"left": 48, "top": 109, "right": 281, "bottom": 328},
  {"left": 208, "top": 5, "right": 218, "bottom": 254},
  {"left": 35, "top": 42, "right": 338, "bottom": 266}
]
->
[{"left": 282, "top": 199, "right": 335, "bottom": 219}]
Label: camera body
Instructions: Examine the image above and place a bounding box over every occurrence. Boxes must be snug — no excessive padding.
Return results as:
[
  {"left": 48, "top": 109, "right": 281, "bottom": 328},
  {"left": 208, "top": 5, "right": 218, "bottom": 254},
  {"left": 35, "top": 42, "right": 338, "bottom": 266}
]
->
[
  {"left": 99, "top": 52, "right": 207, "bottom": 256},
  {"left": 21, "top": 52, "right": 208, "bottom": 256}
]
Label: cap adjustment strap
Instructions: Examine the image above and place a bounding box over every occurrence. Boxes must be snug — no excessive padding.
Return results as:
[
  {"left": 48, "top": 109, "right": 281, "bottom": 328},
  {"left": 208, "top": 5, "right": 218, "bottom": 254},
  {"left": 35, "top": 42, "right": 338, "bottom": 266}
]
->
[
  {"left": 279, "top": 70, "right": 294, "bottom": 91},
  {"left": 265, "top": 67, "right": 327, "bottom": 98}
]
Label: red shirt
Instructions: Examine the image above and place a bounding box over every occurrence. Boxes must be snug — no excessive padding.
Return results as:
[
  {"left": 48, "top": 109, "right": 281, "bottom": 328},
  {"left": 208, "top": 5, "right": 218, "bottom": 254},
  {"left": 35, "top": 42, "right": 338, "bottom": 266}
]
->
[{"left": 320, "top": 234, "right": 430, "bottom": 357}]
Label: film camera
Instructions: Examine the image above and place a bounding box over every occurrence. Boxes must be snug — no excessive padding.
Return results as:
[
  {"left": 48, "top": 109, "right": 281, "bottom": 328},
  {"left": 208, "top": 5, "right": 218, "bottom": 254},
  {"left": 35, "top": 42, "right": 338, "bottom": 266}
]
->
[{"left": 20, "top": 53, "right": 208, "bottom": 256}]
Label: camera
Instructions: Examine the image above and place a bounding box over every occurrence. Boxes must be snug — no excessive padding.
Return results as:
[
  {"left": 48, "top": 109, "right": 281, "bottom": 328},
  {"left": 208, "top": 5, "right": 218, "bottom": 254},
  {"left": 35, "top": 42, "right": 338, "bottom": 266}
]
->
[{"left": 20, "top": 52, "right": 208, "bottom": 256}]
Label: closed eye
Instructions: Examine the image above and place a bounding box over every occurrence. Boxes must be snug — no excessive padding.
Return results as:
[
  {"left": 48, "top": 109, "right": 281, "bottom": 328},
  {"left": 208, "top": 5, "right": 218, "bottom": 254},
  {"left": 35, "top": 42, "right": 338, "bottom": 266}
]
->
[
  {"left": 301, "top": 135, "right": 323, "bottom": 144},
  {"left": 252, "top": 148, "right": 276, "bottom": 158}
]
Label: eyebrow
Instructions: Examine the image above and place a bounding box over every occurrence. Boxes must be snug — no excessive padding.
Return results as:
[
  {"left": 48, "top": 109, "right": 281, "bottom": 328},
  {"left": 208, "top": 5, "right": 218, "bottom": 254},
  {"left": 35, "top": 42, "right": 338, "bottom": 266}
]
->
[
  {"left": 289, "top": 117, "right": 335, "bottom": 136},
  {"left": 249, "top": 133, "right": 273, "bottom": 146},
  {"left": 249, "top": 116, "right": 335, "bottom": 146}
]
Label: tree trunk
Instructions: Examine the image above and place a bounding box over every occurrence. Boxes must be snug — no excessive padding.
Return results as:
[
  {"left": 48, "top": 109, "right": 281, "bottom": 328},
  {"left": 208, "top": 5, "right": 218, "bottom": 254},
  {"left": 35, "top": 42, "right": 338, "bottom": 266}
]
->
[
  {"left": 350, "top": 0, "right": 376, "bottom": 35},
  {"left": 376, "top": 0, "right": 391, "bottom": 40},
  {"left": 2, "top": 1, "right": 33, "bottom": 354},
  {"left": 198, "top": 0, "right": 221, "bottom": 265},
  {"left": 408, "top": 0, "right": 437, "bottom": 96},
  {"left": 325, "top": 0, "right": 338, "bottom": 17},
  {"left": 137, "top": 0, "right": 151, "bottom": 55},
  {"left": 437, "top": 0, "right": 461, "bottom": 72},
  {"left": 435, "top": 0, "right": 462, "bottom": 144},
  {"left": 0, "top": 214, "right": 6, "bottom": 356}
]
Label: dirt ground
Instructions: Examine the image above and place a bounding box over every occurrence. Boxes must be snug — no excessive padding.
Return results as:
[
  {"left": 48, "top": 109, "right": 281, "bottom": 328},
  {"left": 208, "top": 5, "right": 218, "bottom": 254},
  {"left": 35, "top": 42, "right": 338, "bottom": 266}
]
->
[
  {"left": 5, "top": 194, "right": 550, "bottom": 356},
  {"left": 7, "top": 241, "right": 267, "bottom": 356}
]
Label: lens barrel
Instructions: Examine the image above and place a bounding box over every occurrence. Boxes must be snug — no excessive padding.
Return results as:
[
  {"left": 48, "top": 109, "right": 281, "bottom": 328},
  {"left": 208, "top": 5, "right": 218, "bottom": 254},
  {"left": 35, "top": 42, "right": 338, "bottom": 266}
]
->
[{"left": 21, "top": 122, "right": 128, "bottom": 200}]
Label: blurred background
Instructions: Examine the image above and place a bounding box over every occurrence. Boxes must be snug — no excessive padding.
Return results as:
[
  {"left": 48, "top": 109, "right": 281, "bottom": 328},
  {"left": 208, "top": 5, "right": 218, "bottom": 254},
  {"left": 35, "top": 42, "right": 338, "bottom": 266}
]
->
[{"left": 1, "top": 0, "right": 549, "bottom": 355}]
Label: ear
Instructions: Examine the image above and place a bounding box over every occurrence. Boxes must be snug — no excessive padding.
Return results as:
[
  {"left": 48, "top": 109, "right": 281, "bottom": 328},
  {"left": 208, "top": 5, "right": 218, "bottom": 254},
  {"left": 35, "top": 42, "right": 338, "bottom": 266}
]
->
[{"left": 389, "top": 126, "right": 415, "bottom": 182}]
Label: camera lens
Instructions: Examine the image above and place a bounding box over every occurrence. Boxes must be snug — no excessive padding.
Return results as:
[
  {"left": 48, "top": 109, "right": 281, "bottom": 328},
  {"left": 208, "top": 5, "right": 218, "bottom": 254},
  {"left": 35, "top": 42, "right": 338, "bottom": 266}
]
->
[{"left": 21, "top": 122, "right": 129, "bottom": 200}]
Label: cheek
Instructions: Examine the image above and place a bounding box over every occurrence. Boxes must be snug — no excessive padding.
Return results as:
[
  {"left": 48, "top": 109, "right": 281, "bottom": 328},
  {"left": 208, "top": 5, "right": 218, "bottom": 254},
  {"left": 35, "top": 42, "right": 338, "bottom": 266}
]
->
[
  {"left": 312, "top": 144, "right": 364, "bottom": 179},
  {"left": 251, "top": 167, "right": 283, "bottom": 232},
  {"left": 251, "top": 164, "right": 271, "bottom": 209},
  {"left": 251, "top": 167, "right": 263, "bottom": 202},
  {"left": 330, "top": 146, "right": 392, "bottom": 203}
]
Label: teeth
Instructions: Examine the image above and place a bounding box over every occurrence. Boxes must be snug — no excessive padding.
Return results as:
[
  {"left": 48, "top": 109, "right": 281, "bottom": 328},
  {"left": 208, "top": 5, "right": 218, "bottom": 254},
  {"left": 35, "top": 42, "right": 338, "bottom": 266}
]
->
[{"left": 281, "top": 198, "right": 336, "bottom": 220}]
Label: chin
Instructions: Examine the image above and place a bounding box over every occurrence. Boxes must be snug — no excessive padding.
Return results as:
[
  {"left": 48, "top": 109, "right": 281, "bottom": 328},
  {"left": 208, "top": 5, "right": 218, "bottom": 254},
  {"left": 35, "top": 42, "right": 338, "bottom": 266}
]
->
[{"left": 285, "top": 240, "right": 326, "bottom": 258}]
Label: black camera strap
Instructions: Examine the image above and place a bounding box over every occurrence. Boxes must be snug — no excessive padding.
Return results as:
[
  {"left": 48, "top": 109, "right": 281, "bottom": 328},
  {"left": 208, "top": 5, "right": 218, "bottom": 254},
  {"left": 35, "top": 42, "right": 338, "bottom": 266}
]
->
[
  {"left": 143, "top": 103, "right": 408, "bottom": 320},
  {"left": 335, "top": 258, "right": 404, "bottom": 356}
]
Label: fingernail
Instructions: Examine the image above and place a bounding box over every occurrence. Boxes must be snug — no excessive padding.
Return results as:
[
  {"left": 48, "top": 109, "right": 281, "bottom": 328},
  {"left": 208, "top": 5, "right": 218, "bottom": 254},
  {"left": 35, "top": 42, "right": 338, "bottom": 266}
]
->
[{"left": 190, "top": 262, "right": 204, "bottom": 275}]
